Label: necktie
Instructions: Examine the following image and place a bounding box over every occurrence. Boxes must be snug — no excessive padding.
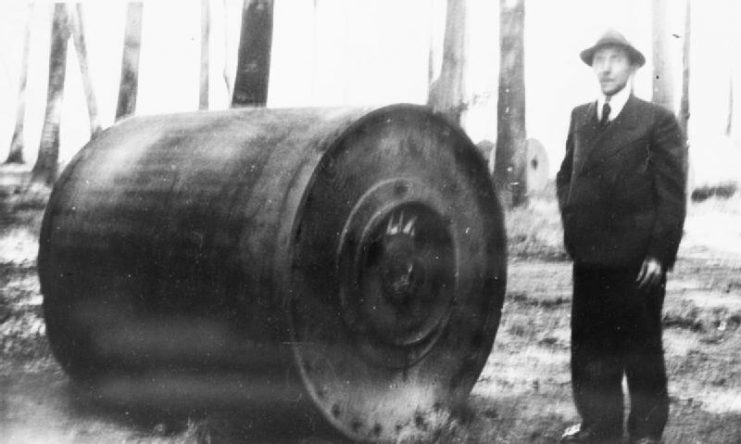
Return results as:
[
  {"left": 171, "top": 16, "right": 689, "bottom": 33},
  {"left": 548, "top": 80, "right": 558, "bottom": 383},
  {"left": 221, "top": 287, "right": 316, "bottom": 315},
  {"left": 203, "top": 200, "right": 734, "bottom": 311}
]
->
[{"left": 600, "top": 102, "right": 611, "bottom": 128}]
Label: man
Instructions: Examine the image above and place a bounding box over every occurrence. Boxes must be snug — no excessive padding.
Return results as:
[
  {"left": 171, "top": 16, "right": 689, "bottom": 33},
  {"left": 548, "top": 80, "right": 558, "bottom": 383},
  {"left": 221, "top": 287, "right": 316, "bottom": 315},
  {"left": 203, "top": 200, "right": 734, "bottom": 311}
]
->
[{"left": 556, "top": 30, "right": 687, "bottom": 444}]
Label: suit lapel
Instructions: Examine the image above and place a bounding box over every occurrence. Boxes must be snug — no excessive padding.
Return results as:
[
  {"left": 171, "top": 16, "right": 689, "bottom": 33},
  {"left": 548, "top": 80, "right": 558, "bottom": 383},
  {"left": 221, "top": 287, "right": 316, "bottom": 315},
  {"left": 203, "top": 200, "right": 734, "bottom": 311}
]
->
[
  {"left": 576, "top": 95, "right": 642, "bottom": 175},
  {"left": 572, "top": 101, "right": 600, "bottom": 176}
]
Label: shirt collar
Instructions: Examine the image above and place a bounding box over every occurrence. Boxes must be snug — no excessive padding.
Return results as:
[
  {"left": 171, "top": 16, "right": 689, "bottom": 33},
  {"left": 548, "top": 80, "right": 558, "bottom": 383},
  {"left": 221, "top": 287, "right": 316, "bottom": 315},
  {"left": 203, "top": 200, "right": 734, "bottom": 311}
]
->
[{"left": 597, "top": 85, "right": 631, "bottom": 120}]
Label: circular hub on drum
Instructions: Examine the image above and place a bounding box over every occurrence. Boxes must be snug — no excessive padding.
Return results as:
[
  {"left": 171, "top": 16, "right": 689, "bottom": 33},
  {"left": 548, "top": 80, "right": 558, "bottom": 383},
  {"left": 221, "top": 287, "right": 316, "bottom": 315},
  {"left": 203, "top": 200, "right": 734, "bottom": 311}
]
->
[
  {"left": 288, "top": 107, "right": 505, "bottom": 442},
  {"left": 338, "top": 188, "right": 454, "bottom": 369}
]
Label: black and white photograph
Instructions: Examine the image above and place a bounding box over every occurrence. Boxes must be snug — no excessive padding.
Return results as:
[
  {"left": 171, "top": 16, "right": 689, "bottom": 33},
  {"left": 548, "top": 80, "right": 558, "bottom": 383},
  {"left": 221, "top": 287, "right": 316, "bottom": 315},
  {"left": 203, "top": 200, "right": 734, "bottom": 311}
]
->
[{"left": 1, "top": 0, "right": 740, "bottom": 442}]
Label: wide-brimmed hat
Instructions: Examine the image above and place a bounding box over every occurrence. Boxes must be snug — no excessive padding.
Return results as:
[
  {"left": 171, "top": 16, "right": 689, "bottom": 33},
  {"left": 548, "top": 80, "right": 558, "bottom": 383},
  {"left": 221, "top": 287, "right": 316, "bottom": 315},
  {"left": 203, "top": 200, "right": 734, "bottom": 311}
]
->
[{"left": 580, "top": 29, "right": 646, "bottom": 67}]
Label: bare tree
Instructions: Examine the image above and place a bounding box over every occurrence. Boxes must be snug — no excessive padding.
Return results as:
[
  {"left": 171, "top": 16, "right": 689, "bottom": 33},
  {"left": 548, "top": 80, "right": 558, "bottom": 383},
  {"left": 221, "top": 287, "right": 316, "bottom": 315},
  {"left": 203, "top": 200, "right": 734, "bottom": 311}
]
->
[
  {"left": 29, "top": 4, "right": 71, "bottom": 187},
  {"left": 727, "top": 74, "right": 733, "bottom": 137},
  {"left": 222, "top": 0, "right": 234, "bottom": 97},
  {"left": 232, "top": 0, "right": 274, "bottom": 107},
  {"left": 200, "top": 0, "right": 211, "bottom": 110},
  {"left": 651, "top": 0, "right": 675, "bottom": 111},
  {"left": 116, "top": 1, "right": 144, "bottom": 120},
  {"left": 427, "top": 0, "right": 466, "bottom": 125},
  {"left": 679, "top": 0, "right": 690, "bottom": 137},
  {"left": 69, "top": 3, "right": 102, "bottom": 137},
  {"left": 494, "top": 0, "right": 527, "bottom": 207},
  {"left": 427, "top": 1, "right": 436, "bottom": 92},
  {"left": 4, "top": 3, "right": 34, "bottom": 164}
]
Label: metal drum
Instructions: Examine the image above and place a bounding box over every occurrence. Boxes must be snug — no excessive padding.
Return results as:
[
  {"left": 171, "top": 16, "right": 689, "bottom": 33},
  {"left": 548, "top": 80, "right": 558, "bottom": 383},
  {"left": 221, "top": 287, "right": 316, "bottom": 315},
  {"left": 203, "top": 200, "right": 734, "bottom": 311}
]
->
[{"left": 39, "top": 104, "right": 506, "bottom": 442}]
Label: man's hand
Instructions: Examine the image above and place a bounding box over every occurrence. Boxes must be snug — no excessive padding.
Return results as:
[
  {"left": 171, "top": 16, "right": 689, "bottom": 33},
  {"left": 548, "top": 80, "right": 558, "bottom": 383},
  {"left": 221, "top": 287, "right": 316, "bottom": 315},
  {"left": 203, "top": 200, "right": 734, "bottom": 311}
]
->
[{"left": 636, "top": 257, "right": 664, "bottom": 291}]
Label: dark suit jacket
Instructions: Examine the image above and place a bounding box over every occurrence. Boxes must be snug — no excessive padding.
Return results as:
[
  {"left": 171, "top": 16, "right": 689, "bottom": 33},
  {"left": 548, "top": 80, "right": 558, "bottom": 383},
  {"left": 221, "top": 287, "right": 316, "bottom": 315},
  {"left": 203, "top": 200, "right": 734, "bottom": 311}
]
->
[{"left": 556, "top": 94, "right": 687, "bottom": 269}]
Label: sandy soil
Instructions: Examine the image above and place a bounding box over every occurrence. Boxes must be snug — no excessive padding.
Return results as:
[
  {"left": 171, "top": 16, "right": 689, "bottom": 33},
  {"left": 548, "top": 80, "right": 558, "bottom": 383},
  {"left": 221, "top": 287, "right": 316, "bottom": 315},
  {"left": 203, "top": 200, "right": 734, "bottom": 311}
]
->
[{"left": 2, "top": 167, "right": 741, "bottom": 443}]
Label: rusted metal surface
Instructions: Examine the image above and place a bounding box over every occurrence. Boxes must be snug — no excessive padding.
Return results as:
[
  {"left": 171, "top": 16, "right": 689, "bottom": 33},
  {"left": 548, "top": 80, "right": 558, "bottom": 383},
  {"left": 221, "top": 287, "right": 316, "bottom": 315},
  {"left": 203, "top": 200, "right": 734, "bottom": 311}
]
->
[{"left": 39, "top": 104, "right": 506, "bottom": 442}]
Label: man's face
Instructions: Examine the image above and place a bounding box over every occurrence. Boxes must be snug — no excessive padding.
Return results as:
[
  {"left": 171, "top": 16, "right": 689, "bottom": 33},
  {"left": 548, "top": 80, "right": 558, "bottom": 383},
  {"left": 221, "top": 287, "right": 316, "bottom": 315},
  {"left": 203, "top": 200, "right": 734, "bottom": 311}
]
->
[{"left": 591, "top": 45, "right": 635, "bottom": 96}]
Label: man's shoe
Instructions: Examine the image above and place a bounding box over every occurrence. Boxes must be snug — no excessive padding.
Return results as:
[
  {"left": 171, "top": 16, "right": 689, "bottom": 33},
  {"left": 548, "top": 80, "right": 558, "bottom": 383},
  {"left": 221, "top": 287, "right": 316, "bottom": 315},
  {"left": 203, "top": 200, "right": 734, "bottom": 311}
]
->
[{"left": 561, "top": 424, "right": 622, "bottom": 443}]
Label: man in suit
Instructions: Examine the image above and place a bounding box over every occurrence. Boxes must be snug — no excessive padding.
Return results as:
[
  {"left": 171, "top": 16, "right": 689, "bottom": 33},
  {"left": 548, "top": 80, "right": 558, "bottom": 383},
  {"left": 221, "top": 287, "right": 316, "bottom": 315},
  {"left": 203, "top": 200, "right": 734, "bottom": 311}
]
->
[{"left": 556, "top": 30, "right": 687, "bottom": 444}]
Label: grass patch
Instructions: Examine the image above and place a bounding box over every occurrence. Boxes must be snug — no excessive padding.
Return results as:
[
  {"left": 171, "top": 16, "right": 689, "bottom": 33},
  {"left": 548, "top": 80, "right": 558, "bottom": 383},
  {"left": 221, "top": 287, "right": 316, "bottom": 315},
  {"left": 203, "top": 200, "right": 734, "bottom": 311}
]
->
[
  {"left": 504, "top": 190, "right": 568, "bottom": 261},
  {"left": 663, "top": 299, "right": 741, "bottom": 334},
  {"left": 508, "top": 291, "right": 569, "bottom": 309},
  {"left": 663, "top": 300, "right": 704, "bottom": 331}
]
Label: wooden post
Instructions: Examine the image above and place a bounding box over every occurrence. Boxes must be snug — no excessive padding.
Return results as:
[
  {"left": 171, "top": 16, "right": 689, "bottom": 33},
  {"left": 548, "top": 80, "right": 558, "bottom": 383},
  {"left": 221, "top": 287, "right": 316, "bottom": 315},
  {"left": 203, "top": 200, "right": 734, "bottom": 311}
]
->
[
  {"left": 200, "top": 0, "right": 211, "bottom": 110},
  {"left": 69, "top": 3, "right": 102, "bottom": 137},
  {"left": 427, "top": 0, "right": 466, "bottom": 125},
  {"left": 4, "top": 3, "right": 34, "bottom": 164},
  {"left": 116, "top": 1, "right": 143, "bottom": 120},
  {"left": 29, "top": 4, "right": 71, "bottom": 187},
  {"left": 232, "top": 0, "right": 274, "bottom": 107},
  {"left": 494, "top": 0, "right": 527, "bottom": 207}
]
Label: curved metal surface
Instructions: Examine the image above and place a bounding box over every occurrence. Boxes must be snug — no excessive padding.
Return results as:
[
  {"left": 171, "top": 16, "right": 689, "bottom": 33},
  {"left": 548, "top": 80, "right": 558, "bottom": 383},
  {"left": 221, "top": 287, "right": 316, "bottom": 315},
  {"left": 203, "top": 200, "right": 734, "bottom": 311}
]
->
[{"left": 39, "top": 104, "right": 506, "bottom": 442}]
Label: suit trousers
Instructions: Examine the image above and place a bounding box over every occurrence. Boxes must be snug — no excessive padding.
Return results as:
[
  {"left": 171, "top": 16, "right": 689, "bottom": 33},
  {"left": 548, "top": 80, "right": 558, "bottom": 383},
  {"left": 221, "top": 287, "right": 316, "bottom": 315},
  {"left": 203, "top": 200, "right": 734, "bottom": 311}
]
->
[{"left": 571, "top": 264, "right": 669, "bottom": 439}]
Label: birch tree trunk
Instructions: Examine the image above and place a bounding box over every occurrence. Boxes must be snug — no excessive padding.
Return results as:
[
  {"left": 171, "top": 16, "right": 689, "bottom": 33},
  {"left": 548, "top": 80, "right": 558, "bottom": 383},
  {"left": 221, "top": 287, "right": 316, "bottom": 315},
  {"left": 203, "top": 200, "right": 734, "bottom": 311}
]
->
[
  {"left": 494, "top": 0, "right": 527, "bottom": 207},
  {"left": 200, "top": 0, "right": 211, "bottom": 110},
  {"left": 29, "top": 4, "right": 71, "bottom": 187},
  {"left": 222, "top": 0, "right": 234, "bottom": 97},
  {"left": 232, "top": 0, "right": 274, "bottom": 107},
  {"left": 652, "top": 0, "right": 675, "bottom": 111},
  {"left": 427, "top": 3, "right": 436, "bottom": 92},
  {"left": 69, "top": 3, "right": 102, "bottom": 137},
  {"left": 116, "top": 1, "right": 143, "bottom": 120},
  {"left": 679, "top": 0, "right": 691, "bottom": 137},
  {"left": 427, "top": 0, "right": 466, "bottom": 125},
  {"left": 5, "top": 3, "right": 34, "bottom": 165},
  {"left": 727, "top": 75, "right": 733, "bottom": 136}
]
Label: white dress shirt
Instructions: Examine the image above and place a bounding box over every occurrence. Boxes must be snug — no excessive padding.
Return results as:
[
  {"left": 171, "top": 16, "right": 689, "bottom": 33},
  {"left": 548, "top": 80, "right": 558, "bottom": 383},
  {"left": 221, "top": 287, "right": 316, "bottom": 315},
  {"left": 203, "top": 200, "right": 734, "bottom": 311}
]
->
[{"left": 597, "top": 85, "right": 631, "bottom": 121}]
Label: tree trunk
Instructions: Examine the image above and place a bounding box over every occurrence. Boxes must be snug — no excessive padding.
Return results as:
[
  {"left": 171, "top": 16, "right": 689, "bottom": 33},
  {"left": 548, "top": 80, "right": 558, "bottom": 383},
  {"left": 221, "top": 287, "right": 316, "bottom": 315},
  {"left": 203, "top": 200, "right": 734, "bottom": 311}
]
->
[
  {"left": 29, "top": 3, "right": 71, "bottom": 187},
  {"left": 199, "top": 0, "right": 210, "bottom": 110},
  {"left": 222, "top": 0, "right": 234, "bottom": 97},
  {"left": 69, "top": 3, "right": 102, "bottom": 137},
  {"left": 679, "top": 0, "right": 690, "bottom": 137},
  {"left": 427, "top": 0, "right": 466, "bottom": 125},
  {"left": 231, "top": 0, "right": 274, "bottom": 107},
  {"left": 652, "top": 0, "right": 675, "bottom": 111},
  {"left": 5, "top": 3, "right": 34, "bottom": 165},
  {"left": 116, "top": 1, "right": 143, "bottom": 120},
  {"left": 427, "top": 3, "right": 436, "bottom": 91},
  {"left": 494, "top": 0, "right": 527, "bottom": 207},
  {"left": 727, "top": 74, "right": 733, "bottom": 136}
]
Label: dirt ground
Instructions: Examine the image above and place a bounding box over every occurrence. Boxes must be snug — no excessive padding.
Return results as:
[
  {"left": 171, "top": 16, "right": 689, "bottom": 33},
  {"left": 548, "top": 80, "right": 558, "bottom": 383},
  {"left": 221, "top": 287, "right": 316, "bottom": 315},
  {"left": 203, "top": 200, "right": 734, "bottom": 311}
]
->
[{"left": 2, "top": 164, "right": 741, "bottom": 443}]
